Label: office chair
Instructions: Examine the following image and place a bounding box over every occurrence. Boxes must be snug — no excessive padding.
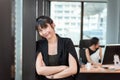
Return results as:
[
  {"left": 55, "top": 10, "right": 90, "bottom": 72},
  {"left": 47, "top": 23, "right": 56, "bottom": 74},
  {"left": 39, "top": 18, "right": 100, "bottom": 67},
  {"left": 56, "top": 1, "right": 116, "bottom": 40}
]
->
[{"left": 79, "top": 39, "right": 91, "bottom": 64}]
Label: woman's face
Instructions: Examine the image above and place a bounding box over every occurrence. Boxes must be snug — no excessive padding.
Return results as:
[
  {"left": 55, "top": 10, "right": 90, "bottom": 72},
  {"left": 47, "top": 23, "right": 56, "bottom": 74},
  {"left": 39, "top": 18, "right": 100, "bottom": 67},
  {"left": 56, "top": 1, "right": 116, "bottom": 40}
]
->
[
  {"left": 95, "top": 42, "right": 100, "bottom": 48},
  {"left": 38, "top": 23, "right": 55, "bottom": 40}
]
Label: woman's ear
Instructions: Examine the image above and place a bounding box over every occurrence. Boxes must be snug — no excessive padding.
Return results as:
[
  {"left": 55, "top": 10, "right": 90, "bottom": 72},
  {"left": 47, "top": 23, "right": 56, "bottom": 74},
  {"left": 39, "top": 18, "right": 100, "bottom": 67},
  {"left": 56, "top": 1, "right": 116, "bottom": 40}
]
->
[{"left": 51, "top": 23, "right": 55, "bottom": 29}]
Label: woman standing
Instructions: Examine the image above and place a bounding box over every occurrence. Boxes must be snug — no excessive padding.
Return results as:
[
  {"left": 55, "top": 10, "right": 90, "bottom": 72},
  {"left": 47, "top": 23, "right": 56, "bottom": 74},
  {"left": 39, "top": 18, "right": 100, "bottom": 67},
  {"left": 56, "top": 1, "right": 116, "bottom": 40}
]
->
[{"left": 35, "top": 16, "right": 79, "bottom": 80}]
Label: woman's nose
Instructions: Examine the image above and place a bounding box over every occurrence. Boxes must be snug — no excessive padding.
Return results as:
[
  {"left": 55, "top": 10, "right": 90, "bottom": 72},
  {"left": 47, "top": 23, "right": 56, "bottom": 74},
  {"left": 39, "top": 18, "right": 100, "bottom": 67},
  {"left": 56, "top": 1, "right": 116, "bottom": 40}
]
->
[{"left": 41, "top": 29, "right": 47, "bottom": 35}]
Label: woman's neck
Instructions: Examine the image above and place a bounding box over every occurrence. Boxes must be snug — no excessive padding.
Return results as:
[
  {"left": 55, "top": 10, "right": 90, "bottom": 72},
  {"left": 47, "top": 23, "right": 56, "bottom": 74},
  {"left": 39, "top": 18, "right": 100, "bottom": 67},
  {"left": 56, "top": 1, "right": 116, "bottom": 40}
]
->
[
  {"left": 89, "top": 45, "right": 96, "bottom": 51},
  {"left": 48, "top": 34, "right": 57, "bottom": 44}
]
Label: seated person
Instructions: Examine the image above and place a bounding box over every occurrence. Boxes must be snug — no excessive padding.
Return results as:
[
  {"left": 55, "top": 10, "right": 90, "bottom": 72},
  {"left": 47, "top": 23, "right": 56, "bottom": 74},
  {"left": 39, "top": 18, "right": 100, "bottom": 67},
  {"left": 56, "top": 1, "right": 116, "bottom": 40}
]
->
[
  {"left": 85, "top": 37, "right": 102, "bottom": 65},
  {"left": 81, "top": 37, "right": 102, "bottom": 65}
]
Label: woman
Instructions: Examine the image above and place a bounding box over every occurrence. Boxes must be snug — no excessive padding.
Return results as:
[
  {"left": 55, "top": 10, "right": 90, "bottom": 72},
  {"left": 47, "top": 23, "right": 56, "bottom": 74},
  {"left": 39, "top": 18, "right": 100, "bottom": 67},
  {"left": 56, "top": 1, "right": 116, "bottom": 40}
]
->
[
  {"left": 85, "top": 37, "right": 102, "bottom": 65},
  {"left": 84, "top": 37, "right": 102, "bottom": 65},
  {"left": 35, "top": 16, "right": 79, "bottom": 80}
]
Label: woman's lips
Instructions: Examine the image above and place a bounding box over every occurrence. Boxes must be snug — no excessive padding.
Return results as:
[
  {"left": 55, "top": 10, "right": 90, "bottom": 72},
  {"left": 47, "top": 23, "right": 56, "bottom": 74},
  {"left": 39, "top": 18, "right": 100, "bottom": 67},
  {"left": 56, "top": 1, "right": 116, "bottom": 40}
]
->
[{"left": 44, "top": 33, "right": 50, "bottom": 38}]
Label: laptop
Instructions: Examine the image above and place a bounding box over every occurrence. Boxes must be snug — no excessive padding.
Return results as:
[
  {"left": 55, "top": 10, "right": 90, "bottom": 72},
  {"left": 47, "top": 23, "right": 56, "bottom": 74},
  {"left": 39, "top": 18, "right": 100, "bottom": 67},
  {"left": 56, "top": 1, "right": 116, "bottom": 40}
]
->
[{"left": 102, "top": 44, "right": 120, "bottom": 64}]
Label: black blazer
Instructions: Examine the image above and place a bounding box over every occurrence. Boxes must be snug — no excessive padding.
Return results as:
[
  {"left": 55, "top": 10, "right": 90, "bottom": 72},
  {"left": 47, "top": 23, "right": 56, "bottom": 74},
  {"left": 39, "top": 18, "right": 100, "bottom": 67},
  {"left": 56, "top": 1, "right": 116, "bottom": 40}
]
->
[{"left": 36, "top": 35, "right": 80, "bottom": 80}]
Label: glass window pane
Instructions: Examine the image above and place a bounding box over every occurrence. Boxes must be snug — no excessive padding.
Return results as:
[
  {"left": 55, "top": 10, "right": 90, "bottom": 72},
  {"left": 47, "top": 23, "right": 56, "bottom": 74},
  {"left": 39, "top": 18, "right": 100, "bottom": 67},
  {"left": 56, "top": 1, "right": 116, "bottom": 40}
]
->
[
  {"left": 14, "top": 0, "right": 23, "bottom": 80},
  {"left": 83, "top": 3, "right": 107, "bottom": 45},
  {"left": 50, "top": 2, "right": 81, "bottom": 45}
]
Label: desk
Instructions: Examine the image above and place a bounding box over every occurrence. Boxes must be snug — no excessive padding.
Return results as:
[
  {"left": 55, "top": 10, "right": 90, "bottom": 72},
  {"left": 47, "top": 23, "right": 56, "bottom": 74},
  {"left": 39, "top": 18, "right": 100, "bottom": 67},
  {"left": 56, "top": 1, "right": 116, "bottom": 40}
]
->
[{"left": 80, "top": 64, "right": 120, "bottom": 73}]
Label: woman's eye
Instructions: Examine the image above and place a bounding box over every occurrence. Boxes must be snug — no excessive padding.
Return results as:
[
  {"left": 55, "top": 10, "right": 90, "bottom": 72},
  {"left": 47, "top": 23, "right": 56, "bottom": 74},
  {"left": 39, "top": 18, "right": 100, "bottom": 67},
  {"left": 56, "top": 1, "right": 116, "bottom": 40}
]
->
[{"left": 38, "top": 29, "right": 42, "bottom": 32}]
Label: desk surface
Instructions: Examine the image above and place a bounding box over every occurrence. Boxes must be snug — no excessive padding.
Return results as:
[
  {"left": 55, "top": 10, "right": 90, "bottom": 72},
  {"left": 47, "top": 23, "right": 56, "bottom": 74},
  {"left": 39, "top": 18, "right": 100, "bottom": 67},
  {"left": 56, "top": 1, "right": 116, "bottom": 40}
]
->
[{"left": 80, "top": 64, "right": 120, "bottom": 73}]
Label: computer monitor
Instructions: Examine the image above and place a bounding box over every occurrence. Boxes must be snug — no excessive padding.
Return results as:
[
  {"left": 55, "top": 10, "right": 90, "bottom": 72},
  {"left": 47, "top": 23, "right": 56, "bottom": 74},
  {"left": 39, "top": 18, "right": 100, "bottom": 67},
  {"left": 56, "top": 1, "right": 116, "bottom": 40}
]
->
[{"left": 102, "top": 44, "right": 120, "bottom": 64}]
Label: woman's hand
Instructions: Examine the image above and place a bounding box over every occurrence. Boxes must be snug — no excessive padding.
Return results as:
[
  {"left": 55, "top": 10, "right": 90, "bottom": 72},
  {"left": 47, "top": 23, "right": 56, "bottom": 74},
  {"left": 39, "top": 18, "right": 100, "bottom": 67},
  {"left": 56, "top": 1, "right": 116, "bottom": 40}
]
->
[
  {"left": 45, "top": 65, "right": 68, "bottom": 79},
  {"left": 46, "top": 75, "right": 53, "bottom": 79},
  {"left": 93, "top": 63, "right": 102, "bottom": 68},
  {"left": 36, "top": 53, "right": 69, "bottom": 76},
  {"left": 50, "top": 54, "right": 78, "bottom": 79}
]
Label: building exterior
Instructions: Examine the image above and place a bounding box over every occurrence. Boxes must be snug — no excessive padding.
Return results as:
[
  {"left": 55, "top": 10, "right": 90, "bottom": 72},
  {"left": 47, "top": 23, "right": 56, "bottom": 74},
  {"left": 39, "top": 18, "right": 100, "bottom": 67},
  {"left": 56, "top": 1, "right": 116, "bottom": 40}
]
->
[{"left": 51, "top": 2, "right": 107, "bottom": 45}]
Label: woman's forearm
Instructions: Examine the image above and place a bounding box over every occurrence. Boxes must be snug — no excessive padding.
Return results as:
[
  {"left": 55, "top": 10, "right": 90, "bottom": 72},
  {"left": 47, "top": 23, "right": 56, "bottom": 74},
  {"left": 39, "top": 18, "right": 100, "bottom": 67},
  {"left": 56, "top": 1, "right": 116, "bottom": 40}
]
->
[
  {"left": 88, "top": 60, "right": 95, "bottom": 65},
  {"left": 53, "top": 67, "right": 77, "bottom": 79},
  {"left": 47, "top": 54, "right": 78, "bottom": 79},
  {"left": 99, "top": 48, "right": 102, "bottom": 61},
  {"left": 36, "top": 65, "right": 68, "bottom": 76}
]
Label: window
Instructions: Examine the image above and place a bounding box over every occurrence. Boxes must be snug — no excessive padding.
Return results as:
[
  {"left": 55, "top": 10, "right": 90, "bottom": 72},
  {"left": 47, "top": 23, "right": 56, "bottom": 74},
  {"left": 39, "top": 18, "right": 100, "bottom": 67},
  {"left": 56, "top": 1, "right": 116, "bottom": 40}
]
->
[
  {"left": 55, "top": 5, "right": 63, "bottom": 8},
  {"left": 65, "top": 5, "right": 69, "bottom": 7},
  {"left": 71, "top": 17, "right": 76, "bottom": 19},
  {"left": 64, "top": 16, "right": 69, "bottom": 19},
  {"left": 50, "top": 2, "right": 81, "bottom": 45},
  {"left": 83, "top": 3, "right": 107, "bottom": 45},
  {"left": 65, "top": 22, "right": 69, "bottom": 25},
  {"left": 55, "top": 10, "right": 63, "bottom": 13},
  {"left": 14, "top": 0, "right": 23, "bottom": 80},
  {"left": 71, "top": 22, "right": 76, "bottom": 26},
  {"left": 57, "top": 16, "right": 62, "bottom": 19},
  {"left": 71, "top": 5, "right": 76, "bottom": 7},
  {"left": 50, "top": 1, "right": 107, "bottom": 45},
  {"left": 64, "top": 10, "right": 69, "bottom": 13}
]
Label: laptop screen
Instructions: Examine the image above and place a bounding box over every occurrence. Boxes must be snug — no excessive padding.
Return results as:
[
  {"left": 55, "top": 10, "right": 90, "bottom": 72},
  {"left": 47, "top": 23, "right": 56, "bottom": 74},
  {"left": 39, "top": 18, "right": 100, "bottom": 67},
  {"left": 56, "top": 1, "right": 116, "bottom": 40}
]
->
[{"left": 102, "top": 44, "right": 120, "bottom": 64}]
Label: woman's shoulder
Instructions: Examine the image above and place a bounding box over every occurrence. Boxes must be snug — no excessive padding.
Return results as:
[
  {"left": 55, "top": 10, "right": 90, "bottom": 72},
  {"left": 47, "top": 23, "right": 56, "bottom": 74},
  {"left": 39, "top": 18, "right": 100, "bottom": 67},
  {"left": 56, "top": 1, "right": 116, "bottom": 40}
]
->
[
  {"left": 60, "top": 37, "right": 74, "bottom": 46},
  {"left": 85, "top": 48, "right": 89, "bottom": 52},
  {"left": 36, "top": 39, "right": 47, "bottom": 50},
  {"left": 98, "top": 47, "right": 102, "bottom": 51},
  {"left": 57, "top": 34, "right": 72, "bottom": 42}
]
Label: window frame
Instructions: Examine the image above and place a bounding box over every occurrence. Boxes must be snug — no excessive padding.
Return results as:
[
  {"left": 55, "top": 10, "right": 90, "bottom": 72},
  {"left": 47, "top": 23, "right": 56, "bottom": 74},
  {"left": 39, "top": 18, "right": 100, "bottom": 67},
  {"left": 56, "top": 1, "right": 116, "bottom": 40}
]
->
[{"left": 50, "top": 1, "right": 107, "bottom": 47}]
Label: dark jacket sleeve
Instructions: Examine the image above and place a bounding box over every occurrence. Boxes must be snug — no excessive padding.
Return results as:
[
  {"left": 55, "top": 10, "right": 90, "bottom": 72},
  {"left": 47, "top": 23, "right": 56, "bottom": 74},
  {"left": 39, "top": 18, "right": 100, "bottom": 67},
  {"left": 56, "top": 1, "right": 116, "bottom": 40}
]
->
[
  {"left": 36, "top": 40, "right": 43, "bottom": 58},
  {"left": 65, "top": 38, "right": 80, "bottom": 74}
]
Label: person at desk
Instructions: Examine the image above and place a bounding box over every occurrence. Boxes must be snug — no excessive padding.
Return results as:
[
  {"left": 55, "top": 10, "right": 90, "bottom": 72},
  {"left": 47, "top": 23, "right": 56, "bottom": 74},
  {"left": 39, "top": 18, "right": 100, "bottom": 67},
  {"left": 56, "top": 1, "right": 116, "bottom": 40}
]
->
[
  {"left": 85, "top": 37, "right": 102, "bottom": 65},
  {"left": 35, "top": 16, "right": 79, "bottom": 80}
]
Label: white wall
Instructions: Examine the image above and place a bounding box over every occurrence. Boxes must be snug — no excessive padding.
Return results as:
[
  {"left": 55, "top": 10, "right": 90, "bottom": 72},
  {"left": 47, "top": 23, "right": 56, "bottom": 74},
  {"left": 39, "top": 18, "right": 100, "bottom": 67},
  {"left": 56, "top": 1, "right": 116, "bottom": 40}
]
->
[{"left": 118, "top": 0, "right": 120, "bottom": 43}]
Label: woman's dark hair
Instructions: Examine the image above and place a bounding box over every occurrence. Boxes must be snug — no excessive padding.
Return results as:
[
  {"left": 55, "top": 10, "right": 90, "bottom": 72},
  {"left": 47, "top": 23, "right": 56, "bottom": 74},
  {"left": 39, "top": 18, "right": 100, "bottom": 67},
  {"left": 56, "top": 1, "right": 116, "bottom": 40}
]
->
[
  {"left": 35, "top": 16, "right": 53, "bottom": 30},
  {"left": 90, "top": 37, "right": 99, "bottom": 46}
]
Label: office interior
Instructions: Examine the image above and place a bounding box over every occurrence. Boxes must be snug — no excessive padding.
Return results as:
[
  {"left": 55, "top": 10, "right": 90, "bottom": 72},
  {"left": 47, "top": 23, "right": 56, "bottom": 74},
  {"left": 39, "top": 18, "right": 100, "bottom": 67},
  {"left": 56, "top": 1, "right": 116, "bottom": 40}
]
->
[{"left": 0, "top": 0, "right": 120, "bottom": 80}]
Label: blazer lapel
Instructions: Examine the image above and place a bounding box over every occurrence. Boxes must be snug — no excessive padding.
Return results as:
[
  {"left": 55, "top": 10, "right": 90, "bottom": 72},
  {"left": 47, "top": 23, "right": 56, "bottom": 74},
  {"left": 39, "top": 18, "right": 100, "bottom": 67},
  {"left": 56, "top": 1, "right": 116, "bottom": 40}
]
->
[
  {"left": 42, "top": 39, "right": 49, "bottom": 66},
  {"left": 57, "top": 35, "right": 63, "bottom": 64}
]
